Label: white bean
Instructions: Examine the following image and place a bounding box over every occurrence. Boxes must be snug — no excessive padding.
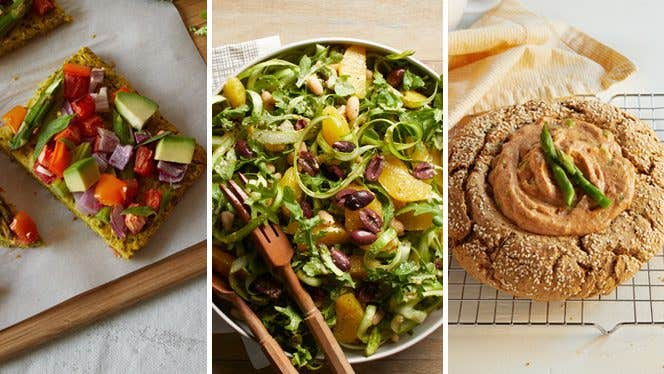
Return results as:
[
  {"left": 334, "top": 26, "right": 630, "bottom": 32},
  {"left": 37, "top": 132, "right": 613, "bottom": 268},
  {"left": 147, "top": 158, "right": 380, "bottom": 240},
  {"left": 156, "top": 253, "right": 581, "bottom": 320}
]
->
[
  {"left": 306, "top": 75, "right": 324, "bottom": 96},
  {"left": 346, "top": 96, "right": 360, "bottom": 123},
  {"left": 261, "top": 90, "right": 275, "bottom": 109}
]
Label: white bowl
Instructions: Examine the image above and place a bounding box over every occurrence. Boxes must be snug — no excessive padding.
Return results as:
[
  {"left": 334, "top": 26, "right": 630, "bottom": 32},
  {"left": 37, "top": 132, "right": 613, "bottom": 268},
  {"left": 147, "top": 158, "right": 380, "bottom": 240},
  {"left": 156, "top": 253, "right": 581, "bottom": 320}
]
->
[{"left": 213, "top": 37, "right": 443, "bottom": 364}]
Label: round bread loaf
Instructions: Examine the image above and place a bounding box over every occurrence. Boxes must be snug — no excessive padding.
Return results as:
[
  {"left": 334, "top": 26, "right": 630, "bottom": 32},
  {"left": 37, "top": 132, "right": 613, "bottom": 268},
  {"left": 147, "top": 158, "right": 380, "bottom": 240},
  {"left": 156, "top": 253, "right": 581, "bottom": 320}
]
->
[{"left": 449, "top": 98, "right": 664, "bottom": 301}]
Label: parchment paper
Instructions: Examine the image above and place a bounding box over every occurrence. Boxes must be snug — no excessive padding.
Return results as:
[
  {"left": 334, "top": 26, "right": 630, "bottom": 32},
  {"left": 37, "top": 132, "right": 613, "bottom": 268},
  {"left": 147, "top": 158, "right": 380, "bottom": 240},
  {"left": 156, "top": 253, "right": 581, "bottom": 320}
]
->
[{"left": 0, "top": 0, "right": 206, "bottom": 329}]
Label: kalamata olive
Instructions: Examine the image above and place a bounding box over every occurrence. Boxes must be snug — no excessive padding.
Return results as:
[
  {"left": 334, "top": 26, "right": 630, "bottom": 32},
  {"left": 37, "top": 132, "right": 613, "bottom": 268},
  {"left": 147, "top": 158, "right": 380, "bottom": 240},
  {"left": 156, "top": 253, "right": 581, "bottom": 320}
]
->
[
  {"left": 344, "top": 190, "right": 375, "bottom": 210},
  {"left": 365, "top": 155, "right": 385, "bottom": 182},
  {"left": 351, "top": 229, "right": 377, "bottom": 245},
  {"left": 412, "top": 162, "right": 435, "bottom": 180},
  {"left": 334, "top": 188, "right": 356, "bottom": 207},
  {"left": 330, "top": 248, "right": 351, "bottom": 272},
  {"left": 234, "top": 140, "right": 253, "bottom": 158},
  {"left": 323, "top": 164, "right": 345, "bottom": 181},
  {"left": 300, "top": 199, "right": 314, "bottom": 218},
  {"left": 297, "top": 151, "right": 319, "bottom": 176},
  {"left": 307, "top": 287, "right": 327, "bottom": 308},
  {"left": 356, "top": 282, "right": 379, "bottom": 304},
  {"left": 386, "top": 68, "right": 406, "bottom": 88},
  {"left": 332, "top": 141, "right": 356, "bottom": 153},
  {"left": 250, "top": 275, "right": 283, "bottom": 299},
  {"left": 359, "top": 208, "right": 383, "bottom": 233},
  {"left": 295, "top": 118, "right": 309, "bottom": 130}
]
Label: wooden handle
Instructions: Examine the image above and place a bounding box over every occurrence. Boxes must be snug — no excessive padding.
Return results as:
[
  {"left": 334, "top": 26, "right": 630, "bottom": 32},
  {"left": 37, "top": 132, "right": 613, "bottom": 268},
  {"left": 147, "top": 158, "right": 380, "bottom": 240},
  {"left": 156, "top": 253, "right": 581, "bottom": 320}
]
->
[
  {"left": 213, "top": 275, "right": 298, "bottom": 374},
  {"left": 281, "top": 266, "right": 355, "bottom": 374},
  {"left": 0, "top": 241, "right": 206, "bottom": 362}
]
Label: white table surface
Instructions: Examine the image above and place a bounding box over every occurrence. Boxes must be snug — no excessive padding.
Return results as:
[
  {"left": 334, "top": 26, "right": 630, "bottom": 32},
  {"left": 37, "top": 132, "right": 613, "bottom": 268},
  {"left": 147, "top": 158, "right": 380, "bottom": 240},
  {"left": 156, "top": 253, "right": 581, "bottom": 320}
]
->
[{"left": 450, "top": 1, "right": 664, "bottom": 373}]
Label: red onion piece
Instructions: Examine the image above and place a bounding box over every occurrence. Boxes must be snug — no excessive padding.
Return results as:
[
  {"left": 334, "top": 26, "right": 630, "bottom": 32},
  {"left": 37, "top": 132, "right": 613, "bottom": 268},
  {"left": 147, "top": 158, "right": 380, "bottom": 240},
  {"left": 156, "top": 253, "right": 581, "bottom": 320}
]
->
[
  {"left": 157, "top": 160, "right": 187, "bottom": 183},
  {"left": 94, "top": 128, "right": 119, "bottom": 153},
  {"left": 134, "top": 131, "right": 151, "bottom": 144},
  {"left": 109, "top": 144, "right": 133, "bottom": 170},
  {"left": 92, "top": 152, "right": 108, "bottom": 172},
  {"left": 91, "top": 87, "right": 110, "bottom": 113},
  {"left": 75, "top": 187, "right": 102, "bottom": 215},
  {"left": 89, "top": 68, "right": 105, "bottom": 93},
  {"left": 110, "top": 205, "right": 127, "bottom": 239},
  {"left": 61, "top": 101, "right": 74, "bottom": 115}
]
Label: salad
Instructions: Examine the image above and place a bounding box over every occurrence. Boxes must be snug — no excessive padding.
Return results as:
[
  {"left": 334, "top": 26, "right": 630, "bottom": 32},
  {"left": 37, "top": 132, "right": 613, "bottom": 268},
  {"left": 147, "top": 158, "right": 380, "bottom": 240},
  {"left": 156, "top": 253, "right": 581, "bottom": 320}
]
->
[
  {"left": 0, "top": 48, "right": 205, "bottom": 258},
  {"left": 212, "top": 43, "right": 443, "bottom": 368}
]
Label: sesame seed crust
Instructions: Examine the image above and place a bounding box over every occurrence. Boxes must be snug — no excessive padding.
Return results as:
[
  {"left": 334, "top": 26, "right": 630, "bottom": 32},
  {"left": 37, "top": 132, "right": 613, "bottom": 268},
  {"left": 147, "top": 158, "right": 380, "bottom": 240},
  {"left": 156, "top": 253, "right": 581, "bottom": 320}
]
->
[{"left": 449, "top": 98, "right": 664, "bottom": 301}]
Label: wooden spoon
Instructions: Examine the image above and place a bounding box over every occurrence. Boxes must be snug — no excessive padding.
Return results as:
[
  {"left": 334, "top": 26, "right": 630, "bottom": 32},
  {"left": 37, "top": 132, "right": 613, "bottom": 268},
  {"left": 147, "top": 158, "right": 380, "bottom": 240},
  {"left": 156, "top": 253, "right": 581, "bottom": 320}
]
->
[
  {"left": 212, "top": 273, "right": 298, "bottom": 374},
  {"left": 251, "top": 222, "right": 355, "bottom": 374},
  {"left": 221, "top": 179, "right": 355, "bottom": 373}
]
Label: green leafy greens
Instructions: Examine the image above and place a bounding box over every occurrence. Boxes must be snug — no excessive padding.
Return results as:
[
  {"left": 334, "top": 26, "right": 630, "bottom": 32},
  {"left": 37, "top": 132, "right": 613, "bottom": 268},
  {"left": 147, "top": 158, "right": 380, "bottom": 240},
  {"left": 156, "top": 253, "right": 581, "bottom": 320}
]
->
[{"left": 211, "top": 44, "right": 443, "bottom": 368}]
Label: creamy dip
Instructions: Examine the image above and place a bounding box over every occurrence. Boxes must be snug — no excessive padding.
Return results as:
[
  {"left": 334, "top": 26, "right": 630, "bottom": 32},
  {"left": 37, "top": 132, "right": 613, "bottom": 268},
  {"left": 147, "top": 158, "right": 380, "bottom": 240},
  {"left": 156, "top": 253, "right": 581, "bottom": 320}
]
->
[{"left": 489, "top": 117, "right": 635, "bottom": 236}]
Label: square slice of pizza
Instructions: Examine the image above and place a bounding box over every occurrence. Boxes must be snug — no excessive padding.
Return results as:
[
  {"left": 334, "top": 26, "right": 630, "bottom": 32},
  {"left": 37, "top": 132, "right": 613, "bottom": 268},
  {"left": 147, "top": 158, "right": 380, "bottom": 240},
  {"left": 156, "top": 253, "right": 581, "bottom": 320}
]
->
[
  {"left": 1, "top": 1, "right": 71, "bottom": 57},
  {"left": 0, "top": 191, "right": 41, "bottom": 247},
  {"left": 0, "top": 47, "right": 205, "bottom": 258}
]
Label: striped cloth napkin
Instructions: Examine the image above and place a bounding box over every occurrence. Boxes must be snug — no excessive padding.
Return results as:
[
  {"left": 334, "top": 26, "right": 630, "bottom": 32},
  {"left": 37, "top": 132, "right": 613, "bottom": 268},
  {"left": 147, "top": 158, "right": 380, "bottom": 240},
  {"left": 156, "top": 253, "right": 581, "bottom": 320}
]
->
[
  {"left": 211, "top": 35, "right": 282, "bottom": 370},
  {"left": 449, "top": 0, "right": 636, "bottom": 126},
  {"left": 211, "top": 35, "right": 281, "bottom": 93}
]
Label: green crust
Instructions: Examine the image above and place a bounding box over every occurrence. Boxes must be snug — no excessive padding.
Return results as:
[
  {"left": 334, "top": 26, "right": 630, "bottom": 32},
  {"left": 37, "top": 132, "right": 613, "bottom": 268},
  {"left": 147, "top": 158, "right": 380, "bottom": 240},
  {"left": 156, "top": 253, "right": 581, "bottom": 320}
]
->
[
  {"left": 0, "top": 192, "right": 41, "bottom": 248},
  {"left": 0, "top": 47, "right": 205, "bottom": 258},
  {"left": 0, "top": 2, "right": 71, "bottom": 58}
]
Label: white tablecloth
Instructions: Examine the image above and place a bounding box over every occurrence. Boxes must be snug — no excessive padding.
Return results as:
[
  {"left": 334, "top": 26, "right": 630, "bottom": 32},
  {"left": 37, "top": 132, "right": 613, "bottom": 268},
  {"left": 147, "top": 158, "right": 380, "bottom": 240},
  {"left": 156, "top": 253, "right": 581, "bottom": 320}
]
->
[{"left": 1, "top": 277, "right": 205, "bottom": 373}]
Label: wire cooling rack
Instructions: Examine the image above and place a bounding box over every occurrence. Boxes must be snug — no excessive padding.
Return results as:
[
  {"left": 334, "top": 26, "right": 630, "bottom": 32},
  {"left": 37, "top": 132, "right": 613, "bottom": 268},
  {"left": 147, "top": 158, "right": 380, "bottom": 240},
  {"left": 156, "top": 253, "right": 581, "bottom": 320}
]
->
[{"left": 449, "top": 93, "right": 664, "bottom": 334}]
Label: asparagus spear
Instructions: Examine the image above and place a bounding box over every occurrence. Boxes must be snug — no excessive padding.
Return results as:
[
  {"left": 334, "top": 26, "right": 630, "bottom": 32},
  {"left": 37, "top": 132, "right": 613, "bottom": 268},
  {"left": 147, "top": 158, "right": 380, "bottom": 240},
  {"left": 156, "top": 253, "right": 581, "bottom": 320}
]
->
[
  {"left": 539, "top": 123, "right": 612, "bottom": 209},
  {"left": 0, "top": 0, "right": 33, "bottom": 38},
  {"left": 540, "top": 124, "right": 576, "bottom": 207},
  {"left": 550, "top": 163, "right": 575, "bottom": 207},
  {"left": 556, "top": 149, "right": 612, "bottom": 208},
  {"left": 0, "top": 195, "right": 14, "bottom": 239},
  {"left": 10, "top": 73, "right": 63, "bottom": 150},
  {"left": 540, "top": 124, "right": 558, "bottom": 161}
]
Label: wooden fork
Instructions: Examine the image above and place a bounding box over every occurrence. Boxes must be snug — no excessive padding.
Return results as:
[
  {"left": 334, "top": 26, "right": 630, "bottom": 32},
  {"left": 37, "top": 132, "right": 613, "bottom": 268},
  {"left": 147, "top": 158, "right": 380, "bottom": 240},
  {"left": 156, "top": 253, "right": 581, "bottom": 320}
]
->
[
  {"left": 221, "top": 177, "right": 355, "bottom": 374},
  {"left": 212, "top": 273, "right": 298, "bottom": 374}
]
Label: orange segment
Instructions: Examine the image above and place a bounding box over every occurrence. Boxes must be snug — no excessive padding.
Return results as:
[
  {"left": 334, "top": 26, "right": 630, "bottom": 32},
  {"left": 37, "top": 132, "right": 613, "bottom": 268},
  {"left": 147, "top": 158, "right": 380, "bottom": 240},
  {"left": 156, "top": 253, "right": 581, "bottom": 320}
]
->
[
  {"left": 378, "top": 156, "right": 432, "bottom": 202},
  {"left": 333, "top": 293, "right": 364, "bottom": 343}
]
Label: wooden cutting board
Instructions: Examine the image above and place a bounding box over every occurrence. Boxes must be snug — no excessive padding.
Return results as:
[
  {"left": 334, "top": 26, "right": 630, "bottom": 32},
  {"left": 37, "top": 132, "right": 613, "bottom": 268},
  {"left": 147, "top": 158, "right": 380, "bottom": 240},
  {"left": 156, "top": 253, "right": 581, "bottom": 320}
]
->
[{"left": 0, "top": 0, "right": 208, "bottom": 362}]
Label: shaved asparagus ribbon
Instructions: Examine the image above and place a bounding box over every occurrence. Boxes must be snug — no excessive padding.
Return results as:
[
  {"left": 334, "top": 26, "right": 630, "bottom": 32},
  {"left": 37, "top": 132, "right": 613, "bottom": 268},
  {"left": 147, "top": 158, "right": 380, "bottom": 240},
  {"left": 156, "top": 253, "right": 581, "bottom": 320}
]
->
[{"left": 10, "top": 73, "right": 64, "bottom": 150}]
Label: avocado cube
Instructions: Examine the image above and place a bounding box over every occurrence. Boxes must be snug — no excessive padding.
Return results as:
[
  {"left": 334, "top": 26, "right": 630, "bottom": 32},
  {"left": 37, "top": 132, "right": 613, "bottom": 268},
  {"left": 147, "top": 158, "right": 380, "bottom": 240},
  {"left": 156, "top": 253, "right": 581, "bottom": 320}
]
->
[
  {"left": 155, "top": 135, "right": 196, "bottom": 164},
  {"left": 115, "top": 92, "right": 158, "bottom": 130},
  {"left": 63, "top": 157, "right": 101, "bottom": 192}
]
